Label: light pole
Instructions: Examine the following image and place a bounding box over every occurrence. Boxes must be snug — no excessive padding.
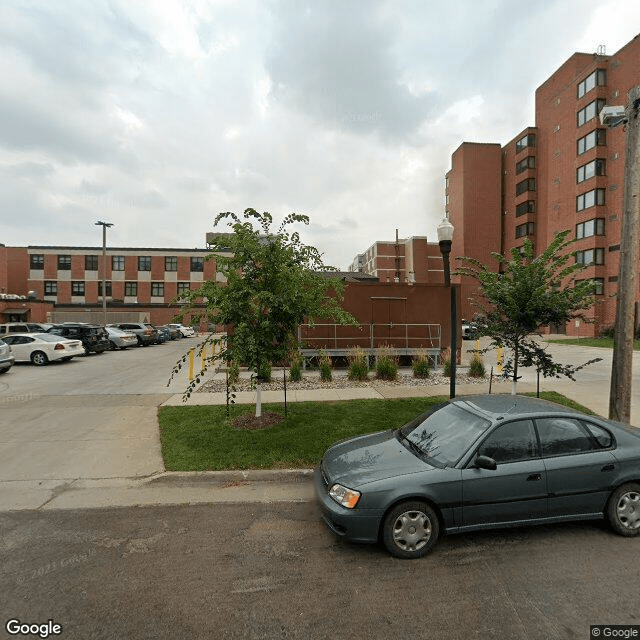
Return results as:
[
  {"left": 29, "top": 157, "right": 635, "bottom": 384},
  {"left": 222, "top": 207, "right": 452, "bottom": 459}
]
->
[
  {"left": 600, "top": 88, "right": 640, "bottom": 423},
  {"left": 437, "top": 217, "right": 456, "bottom": 399},
  {"left": 95, "top": 221, "right": 113, "bottom": 327}
]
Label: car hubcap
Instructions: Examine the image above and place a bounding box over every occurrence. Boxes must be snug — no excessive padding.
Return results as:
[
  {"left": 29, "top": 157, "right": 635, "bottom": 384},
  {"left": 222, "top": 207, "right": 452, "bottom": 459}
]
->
[
  {"left": 392, "top": 511, "right": 431, "bottom": 552},
  {"left": 617, "top": 491, "right": 640, "bottom": 530}
]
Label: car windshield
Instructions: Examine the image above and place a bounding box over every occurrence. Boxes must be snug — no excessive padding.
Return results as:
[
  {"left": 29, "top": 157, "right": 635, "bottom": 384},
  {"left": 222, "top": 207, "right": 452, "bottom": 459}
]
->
[{"left": 398, "top": 403, "right": 490, "bottom": 467}]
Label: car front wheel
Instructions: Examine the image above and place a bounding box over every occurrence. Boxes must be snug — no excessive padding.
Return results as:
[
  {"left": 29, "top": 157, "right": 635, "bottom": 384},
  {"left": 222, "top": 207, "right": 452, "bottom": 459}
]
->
[
  {"left": 31, "top": 351, "right": 49, "bottom": 366},
  {"left": 382, "top": 501, "right": 439, "bottom": 559},
  {"left": 607, "top": 483, "right": 640, "bottom": 536}
]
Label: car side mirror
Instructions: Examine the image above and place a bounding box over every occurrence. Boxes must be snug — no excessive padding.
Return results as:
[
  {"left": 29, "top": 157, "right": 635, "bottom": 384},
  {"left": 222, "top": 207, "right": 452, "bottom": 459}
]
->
[{"left": 475, "top": 455, "right": 497, "bottom": 471}]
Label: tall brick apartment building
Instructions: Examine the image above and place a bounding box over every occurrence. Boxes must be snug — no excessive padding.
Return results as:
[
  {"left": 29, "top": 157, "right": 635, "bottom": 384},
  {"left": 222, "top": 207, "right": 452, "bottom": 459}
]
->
[{"left": 446, "top": 33, "right": 640, "bottom": 337}]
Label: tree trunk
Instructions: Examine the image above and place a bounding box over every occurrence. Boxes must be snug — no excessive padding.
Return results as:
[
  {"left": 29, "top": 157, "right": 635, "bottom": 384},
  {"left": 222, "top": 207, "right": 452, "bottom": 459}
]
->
[
  {"left": 255, "top": 384, "right": 262, "bottom": 418},
  {"left": 512, "top": 342, "right": 519, "bottom": 395}
]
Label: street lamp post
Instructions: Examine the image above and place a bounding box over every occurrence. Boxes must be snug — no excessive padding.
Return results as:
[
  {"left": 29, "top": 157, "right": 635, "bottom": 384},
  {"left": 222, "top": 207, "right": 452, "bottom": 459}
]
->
[
  {"left": 95, "top": 221, "right": 113, "bottom": 327},
  {"left": 437, "top": 217, "right": 456, "bottom": 399}
]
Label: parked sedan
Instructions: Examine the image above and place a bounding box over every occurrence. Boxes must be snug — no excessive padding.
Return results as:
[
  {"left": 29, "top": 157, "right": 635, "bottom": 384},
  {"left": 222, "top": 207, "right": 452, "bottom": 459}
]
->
[
  {"left": 0, "top": 338, "right": 15, "bottom": 373},
  {"left": 2, "top": 333, "right": 85, "bottom": 365},
  {"left": 315, "top": 394, "right": 640, "bottom": 559},
  {"left": 168, "top": 323, "right": 195, "bottom": 337},
  {"left": 105, "top": 326, "right": 138, "bottom": 350}
]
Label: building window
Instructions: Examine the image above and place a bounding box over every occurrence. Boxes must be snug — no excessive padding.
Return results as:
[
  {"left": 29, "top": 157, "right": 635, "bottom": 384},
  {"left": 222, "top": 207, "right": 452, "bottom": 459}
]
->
[
  {"left": 593, "top": 278, "right": 605, "bottom": 295},
  {"left": 515, "top": 156, "right": 535, "bottom": 174},
  {"left": 44, "top": 281, "right": 57, "bottom": 295},
  {"left": 72, "top": 281, "right": 85, "bottom": 296},
  {"left": 124, "top": 282, "right": 138, "bottom": 296},
  {"left": 85, "top": 255, "right": 99, "bottom": 271},
  {"left": 112, "top": 256, "right": 125, "bottom": 271},
  {"left": 515, "top": 200, "right": 536, "bottom": 217},
  {"left": 577, "top": 129, "right": 606, "bottom": 155},
  {"left": 577, "top": 99, "right": 606, "bottom": 127},
  {"left": 516, "top": 222, "right": 535, "bottom": 238},
  {"left": 577, "top": 69, "right": 607, "bottom": 99},
  {"left": 151, "top": 282, "right": 165, "bottom": 297},
  {"left": 30, "top": 254, "right": 44, "bottom": 270},
  {"left": 190, "top": 257, "right": 204, "bottom": 272},
  {"left": 165, "top": 256, "right": 178, "bottom": 271},
  {"left": 138, "top": 256, "right": 152, "bottom": 271},
  {"left": 576, "top": 188, "right": 606, "bottom": 211},
  {"left": 515, "top": 134, "right": 536, "bottom": 154},
  {"left": 577, "top": 159, "right": 606, "bottom": 183},
  {"left": 57, "top": 255, "right": 71, "bottom": 270},
  {"left": 177, "top": 282, "right": 190, "bottom": 295},
  {"left": 516, "top": 178, "right": 536, "bottom": 196},
  {"left": 98, "top": 281, "right": 112, "bottom": 296},
  {"left": 575, "top": 248, "right": 604, "bottom": 266},
  {"left": 576, "top": 218, "right": 605, "bottom": 239}
]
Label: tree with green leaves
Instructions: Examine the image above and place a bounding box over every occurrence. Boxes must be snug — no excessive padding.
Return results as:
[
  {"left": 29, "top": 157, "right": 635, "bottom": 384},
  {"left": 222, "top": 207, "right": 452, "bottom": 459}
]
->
[
  {"left": 455, "top": 230, "right": 601, "bottom": 394},
  {"left": 172, "top": 208, "right": 356, "bottom": 415}
]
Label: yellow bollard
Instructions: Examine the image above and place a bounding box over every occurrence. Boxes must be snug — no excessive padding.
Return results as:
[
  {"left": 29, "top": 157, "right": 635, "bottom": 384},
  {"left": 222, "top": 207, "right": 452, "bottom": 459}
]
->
[
  {"left": 188, "top": 348, "right": 195, "bottom": 381},
  {"left": 201, "top": 344, "right": 206, "bottom": 371},
  {"left": 497, "top": 347, "right": 503, "bottom": 374}
]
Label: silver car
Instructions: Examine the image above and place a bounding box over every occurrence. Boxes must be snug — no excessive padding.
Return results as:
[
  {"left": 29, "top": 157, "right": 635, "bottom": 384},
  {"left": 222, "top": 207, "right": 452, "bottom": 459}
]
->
[
  {"left": 105, "top": 326, "right": 138, "bottom": 350},
  {"left": 0, "top": 338, "right": 15, "bottom": 373}
]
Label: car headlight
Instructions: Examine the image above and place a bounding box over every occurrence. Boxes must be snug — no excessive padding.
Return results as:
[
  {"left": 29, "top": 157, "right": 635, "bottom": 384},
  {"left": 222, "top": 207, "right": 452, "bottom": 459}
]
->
[{"left": 329, "top": 484, "right": 361, "bottom": 509}]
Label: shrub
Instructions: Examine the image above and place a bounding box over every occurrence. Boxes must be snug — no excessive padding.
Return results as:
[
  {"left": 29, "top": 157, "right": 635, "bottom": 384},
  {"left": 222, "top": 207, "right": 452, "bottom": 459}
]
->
[
  {"left": 600, "top": 325, "right": 615, "bottom": 339},
  {"left": 348, "top": 347, "right": 369, "bottom": 381},
  {"left": 441, "top": 348, "right": 452, "bottom": 378},
  {"left": 289, "top": 350, "right": 303, "bottom": 382},
  {"left": 227, "top": 360, "right": 240, "bottom": 385},
  {"left": 319, "top": 351, "right": 332, "bottom": 382},
  {"left": 412, "top": 351, "right": 431, "bottom": 379},
  {"left": 468, "top": 353, "right": 486, "bottom": 378},
  {"left": 375, "top": 347, "right": 398, "bottom": 381},
  {"left": 256, "top": 361, "right": 272, "bottom": 383}
]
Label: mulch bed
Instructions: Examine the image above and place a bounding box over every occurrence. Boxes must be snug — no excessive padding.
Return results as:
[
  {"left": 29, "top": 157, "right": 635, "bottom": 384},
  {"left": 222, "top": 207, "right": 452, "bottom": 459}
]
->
[{"left": 231, "top": 411, "right": 285, "bottom": 430}]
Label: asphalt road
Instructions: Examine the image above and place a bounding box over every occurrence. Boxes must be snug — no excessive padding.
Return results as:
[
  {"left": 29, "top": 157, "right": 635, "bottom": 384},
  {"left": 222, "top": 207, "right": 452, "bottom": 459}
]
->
[{"left": 2, "top": 502, "right": 639, "bottom": 640}]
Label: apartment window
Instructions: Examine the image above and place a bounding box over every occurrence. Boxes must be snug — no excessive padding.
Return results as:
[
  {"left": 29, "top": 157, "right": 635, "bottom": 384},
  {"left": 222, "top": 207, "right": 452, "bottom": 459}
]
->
[
  {"left": 124, "top": 282, "right": 138, "bottom": 296},
  {"left": 577, "top": 99, "right": 606, "bottom": 127},
  {"left": 516, "top": 156, "right": 535, "bottom": 174},
  {"left": 177, "top": 282, "right": 190, "bottom": 295},
  {"left": 516, "top": 178, "right": 536, "bottom": 196},
  {"left": 575, "top": 248, "right": 604, "bottom": 266},
  {"left": 98, "top": 281, "right": 112, "bottom": 296},
  {"left": 138, "top": 256, "right": 152, "bottom": 271},
  {"left": 516, "top": 222, "right": 535, "bottom": 238},
  {"left": 577, "top": 69, "right": 607, "bottom": 99},
  {"left": 576, "top": 188, "right": 606, "bottom": 211},
  {"left": 577, "top": 159, "right": 606, "bottom": 183},
  {"left": 85, "top": 255, "right": 99, "bottom": 271},
  {"left": 576, "top": 218, "right": 605, "bottom": 239},
  {"left": 112, "top": 256, "right": 125, "bottom": 271},
  {"left": 30, "top": 254, "right": 44, "bottom": 270},
  {"left": 71, "top": 281, "right": 85, "bottom": 296},
  {"left": 593, "top": 278, "right": 605, "bottom": 295},
  {"left": 165, "top": 256, "right": 178, "bottom": 271},
  {"left": 190, "top": 257, "right": 204, "bottom": 272},
  {"left": 44, "top": 281, "right": 57, "bottom": 295},
  {"left": 515, "top": 134, "right": 536, "bottom": 154},
  {"left": 577, "top": 129, "right": 606, "bottom": 155},
  {"left": 57, "top": 255, "right": 71, "bottom": 270},
  {"left": 515, "top": 200, "right": 536, "bottom": 217},
  {"left": 151, "top": 282, "right": 165, "bottom": 297}
]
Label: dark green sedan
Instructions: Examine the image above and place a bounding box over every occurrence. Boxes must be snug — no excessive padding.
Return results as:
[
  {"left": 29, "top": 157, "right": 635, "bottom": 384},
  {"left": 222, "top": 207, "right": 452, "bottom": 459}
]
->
[{"left": 315, "top": 395, "right": 640, "bottom": 559}]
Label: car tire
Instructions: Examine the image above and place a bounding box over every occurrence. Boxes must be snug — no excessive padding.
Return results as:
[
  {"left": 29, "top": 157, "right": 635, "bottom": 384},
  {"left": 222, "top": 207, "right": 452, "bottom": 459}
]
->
[
  {"left": 607, "top": 483, "right": 640, "bottom": 536},
  {"left": 382, "top": 501, "right": 439, "bottom": 559},
  {"left": 31, "top": 351, "right": 49, "bottom": 366}
]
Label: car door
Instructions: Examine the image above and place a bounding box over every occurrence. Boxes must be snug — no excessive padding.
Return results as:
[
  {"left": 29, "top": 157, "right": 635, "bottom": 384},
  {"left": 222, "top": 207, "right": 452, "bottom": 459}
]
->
[
  {"left": 536, "top": 417, "right": 617, "bottom": 517},
  {"left": 461, "top": 419, "right": 547, "bottom": 528}
]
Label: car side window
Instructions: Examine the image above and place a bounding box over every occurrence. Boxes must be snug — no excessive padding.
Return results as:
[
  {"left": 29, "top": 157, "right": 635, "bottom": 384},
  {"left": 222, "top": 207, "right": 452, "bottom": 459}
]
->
[
  {"left": 536, "top": 418, "right": 596, "bottom": 457},
  {"left": 581, "top": 421, "right": 614, "bottom": 449},
  {"left": 476, "top": 420, "right": 538, "bottom": 464}
]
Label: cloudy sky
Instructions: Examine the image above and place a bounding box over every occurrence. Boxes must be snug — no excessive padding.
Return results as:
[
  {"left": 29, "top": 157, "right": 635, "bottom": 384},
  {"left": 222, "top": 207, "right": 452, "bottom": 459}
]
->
[{"left": 2, "top": 1, "right": 639, "bottom": 269}]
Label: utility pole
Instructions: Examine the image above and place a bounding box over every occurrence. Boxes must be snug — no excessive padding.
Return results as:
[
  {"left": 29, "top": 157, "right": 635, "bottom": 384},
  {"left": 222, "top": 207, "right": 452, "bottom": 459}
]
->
[
  {"left": 607, "top": 87, "right": 640, "bottom": 423},
  {"left": 95, "top": 221, "right": 113, "bottom": 327}
]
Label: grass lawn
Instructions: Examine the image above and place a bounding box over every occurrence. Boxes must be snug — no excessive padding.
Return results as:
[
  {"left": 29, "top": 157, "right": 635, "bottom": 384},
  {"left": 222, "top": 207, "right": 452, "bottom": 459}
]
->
[
  {"left": 158, "top": 392, "right": 595, "bottom": 471},
  {"left": 547, "top": 337, "right": 640, "bottom": 350}
]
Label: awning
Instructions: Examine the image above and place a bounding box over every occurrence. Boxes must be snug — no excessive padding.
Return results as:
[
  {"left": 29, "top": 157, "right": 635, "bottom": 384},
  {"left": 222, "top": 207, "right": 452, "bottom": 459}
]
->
[{"left": 2, "top": 308, "right": 29, "bottom": 316}]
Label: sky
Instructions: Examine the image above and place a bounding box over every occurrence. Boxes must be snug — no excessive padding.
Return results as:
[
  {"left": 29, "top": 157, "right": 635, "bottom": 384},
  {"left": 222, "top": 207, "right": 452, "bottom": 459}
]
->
[{"left": 1, "top": 1, "right": 640, "bottom": 270}]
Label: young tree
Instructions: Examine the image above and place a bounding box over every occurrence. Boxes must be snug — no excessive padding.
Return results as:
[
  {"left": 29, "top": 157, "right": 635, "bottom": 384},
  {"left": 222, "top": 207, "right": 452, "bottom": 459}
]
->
[
  {"left": 172, "top": 208, "right": 356, "bottom": 415},
  {"left": 456, "top": 230, "right": 601, "bottom": 394}
]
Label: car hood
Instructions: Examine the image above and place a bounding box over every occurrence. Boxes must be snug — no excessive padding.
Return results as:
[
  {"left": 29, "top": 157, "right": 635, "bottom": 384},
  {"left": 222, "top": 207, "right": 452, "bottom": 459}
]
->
[{"left": 322, "top": 430, "right": 433, "bottom": 487}]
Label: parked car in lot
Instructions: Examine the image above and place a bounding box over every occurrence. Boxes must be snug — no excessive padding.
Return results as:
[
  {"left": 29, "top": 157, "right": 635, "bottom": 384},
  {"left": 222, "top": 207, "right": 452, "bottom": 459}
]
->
[
  {"left": 155, "top": 326, "right": 173, "bottom": 343},
  {"left": 316, "top": 394, "right": 640, "bottom": 559},
  {"left": 157, "top": 325, "right": 181, "bottom": 340},
  {"left": 108, "top": 323, "right": 158, "bottom": 346},
  {"left": 0, "top": 338, "right": 15, "bottom": 373},
  {"left": 2, "top": 333, "right": 85, "bottom": 365},
  {"left": 461, "top": 319, "right": 478, "bottom": 340},
  {"left": 0, "top": 322, "right": 53, "bottom": 335},
  {"left": 47, "top": 323, "right": 110, "bottom": 354},
  {"left": 168, "top": 323, "right": 195, "bottom": 337},
  {"left": 105, "top": 326, "right": 138, "bottom": 350}
]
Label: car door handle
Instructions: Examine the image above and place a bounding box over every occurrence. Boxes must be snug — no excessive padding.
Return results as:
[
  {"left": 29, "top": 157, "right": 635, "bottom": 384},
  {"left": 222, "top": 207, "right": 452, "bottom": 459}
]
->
[
  {"left": 526, "top": 473, "right": 542, "bottom": 481},
  {"left": 601, "top": 464, "right": 615, "bottom": 472}
]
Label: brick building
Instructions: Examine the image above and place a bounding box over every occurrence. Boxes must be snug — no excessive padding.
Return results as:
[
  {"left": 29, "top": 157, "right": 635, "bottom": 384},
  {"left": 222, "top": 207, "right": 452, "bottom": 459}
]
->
[{"left": 446, "top": 33, "right": 640, "bottom": 337}]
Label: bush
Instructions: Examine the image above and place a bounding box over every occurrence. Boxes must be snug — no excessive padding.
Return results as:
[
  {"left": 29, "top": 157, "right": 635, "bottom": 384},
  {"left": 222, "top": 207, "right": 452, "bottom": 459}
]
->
[
  {"left": 348, "top": 347, "right": 369, "bottom": 381},
  {"left": 600, "top": 325, "right": 615, "bottom": 339},
  {"left": 441, "top": 348, "right": 452, "bottom": 378},
  {"left": 227, "top": 360, "right": 240, "bottom": 385},
  {"left": 468, "top": 353, "right": 486, "bottom": 378},
  {"left": 412, "top": 351, "right": 431, "bottom": 379},
  {"left": 289, "top": 350, "right": 303, "bottom": 382},
  {"left": 319, "top": 351, "right": 332, "bottom": 382},
  {"left": 256, "top": 361, "right": 272, "bottom": 383},
  {"left": 375, "top": 347, "right": 398, "bottom": 381}
]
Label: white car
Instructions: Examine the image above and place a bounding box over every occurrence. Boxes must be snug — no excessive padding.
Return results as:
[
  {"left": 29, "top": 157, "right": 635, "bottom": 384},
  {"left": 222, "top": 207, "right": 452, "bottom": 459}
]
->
[
  {"left": 105, "top": 326, "right": 138, "bottom": 350},
  {"left": 168, "top": 323, "right": 195, "bottom": 337},
  {"left": 2, "top": 333, "right": 85, "bottom": 365}
]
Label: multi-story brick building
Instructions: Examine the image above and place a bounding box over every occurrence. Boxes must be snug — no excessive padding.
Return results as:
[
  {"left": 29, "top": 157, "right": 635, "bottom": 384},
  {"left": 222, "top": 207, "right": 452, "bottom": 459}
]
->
[
  {"left": 447, "top": 33, "right": 640, "bottom": 337},
  {"left": 349, "top": 232, "right": 445, "bottom": 284}
]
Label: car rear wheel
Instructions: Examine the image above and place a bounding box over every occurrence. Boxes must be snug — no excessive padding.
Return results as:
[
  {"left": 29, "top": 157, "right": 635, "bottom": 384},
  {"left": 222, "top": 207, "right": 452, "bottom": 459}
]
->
[
  {"left": 382, "top": 501, "right": 439, "bottom": 559},
  {"left": 31, "top": 351, "right": 49, "bottom": 366},
  {"left": 607, "top": 483, "right": 640, "bottom": 536}
]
